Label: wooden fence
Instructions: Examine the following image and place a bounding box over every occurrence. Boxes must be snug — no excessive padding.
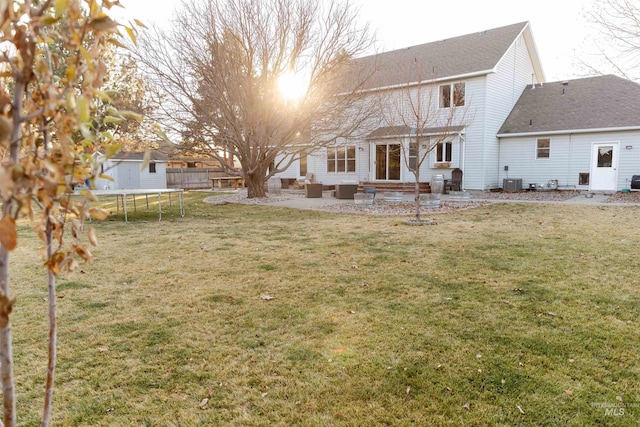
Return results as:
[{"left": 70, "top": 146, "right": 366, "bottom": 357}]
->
[{"left": 166, "top": 168, "right": 232, "bottom": 190}]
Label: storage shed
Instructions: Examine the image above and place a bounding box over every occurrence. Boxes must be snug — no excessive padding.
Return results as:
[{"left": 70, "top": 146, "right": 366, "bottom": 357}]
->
[{"left": 95, "top": 151, "right": 168, "bottom": 190}]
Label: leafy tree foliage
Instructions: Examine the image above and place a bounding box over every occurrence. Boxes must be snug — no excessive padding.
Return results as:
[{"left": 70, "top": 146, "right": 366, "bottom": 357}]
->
[{"left": 0, "top": 1, "right": 140, "bottom": 425}]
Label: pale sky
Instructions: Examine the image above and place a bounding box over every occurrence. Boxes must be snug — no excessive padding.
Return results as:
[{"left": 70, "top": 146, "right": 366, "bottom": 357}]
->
[{"left": 117, "top": 0, "right": 600, "bottom": 82}]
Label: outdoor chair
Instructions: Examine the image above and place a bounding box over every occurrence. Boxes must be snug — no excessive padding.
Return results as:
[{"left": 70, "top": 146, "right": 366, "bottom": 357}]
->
[
  {"left": 444, "top": 168, "right": 463, "bottom": 193},
  {"left": 296, "top": 173, "right": 314, "bottom": 188}
]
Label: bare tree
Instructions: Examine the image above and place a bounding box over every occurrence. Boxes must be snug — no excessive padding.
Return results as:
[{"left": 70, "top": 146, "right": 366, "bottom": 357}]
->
[
  {"left": 585, "top": 0, "right": 640, "bottom": 81},
  {"left": 132, "top": 0, "right": 376, "bottom": 198},
  {"left": 377, "top": 64, "right": 467, "bottom": 223},
  {"left": 0, "top": 1, "right": 136, "bottom": 425}
]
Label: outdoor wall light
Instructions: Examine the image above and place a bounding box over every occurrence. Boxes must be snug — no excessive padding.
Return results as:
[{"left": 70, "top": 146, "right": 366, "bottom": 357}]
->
[{"left": 626, "top": 145, "right": 633, "bottom": 150}]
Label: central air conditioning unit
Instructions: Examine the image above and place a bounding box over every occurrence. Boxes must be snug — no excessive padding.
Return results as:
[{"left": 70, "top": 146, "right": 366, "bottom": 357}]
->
[{"left": 503, "top": 178, "right": 522, "bottom": 192}]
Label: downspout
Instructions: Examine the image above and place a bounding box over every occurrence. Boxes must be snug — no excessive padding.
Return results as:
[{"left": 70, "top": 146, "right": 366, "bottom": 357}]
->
[
  {"left": 566, "top": 133, "right": 573, "bottom": 187},
  {"left": 459, "top": 131, "right": 466, "bottom": 190}
]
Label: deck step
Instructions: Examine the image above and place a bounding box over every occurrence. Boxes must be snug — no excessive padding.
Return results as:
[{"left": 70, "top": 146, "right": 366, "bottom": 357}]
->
[{"left": 358, "top": 182, "right": 432, "bottom": 193}]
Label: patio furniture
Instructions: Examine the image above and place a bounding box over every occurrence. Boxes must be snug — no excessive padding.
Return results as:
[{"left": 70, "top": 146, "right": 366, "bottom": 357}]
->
[
  {"left": 444, "top": 168, "right": 463, "bottom": 193},
  {"left": 305, "top": 183, "right": 323, "bottom": 198},
  {"left": 335, "top": 184, "right": 359, "bottom": 199}
]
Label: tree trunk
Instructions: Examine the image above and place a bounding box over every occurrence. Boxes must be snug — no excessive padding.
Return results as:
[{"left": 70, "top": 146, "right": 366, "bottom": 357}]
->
[
  {"left": 0, "top": 246, "right": 16, "bottom": 427},
  {"left": 413, "top": 170, "right": 421, "bottom": 222},
  {"left": 41, "top": 219, "right": 56, "bottom": 427},
  {"left": 414, "top": 179, "right": 421, "bottom": 222},
  {"left": 245, "top": 173, "right": 267, "bottom": 198}
]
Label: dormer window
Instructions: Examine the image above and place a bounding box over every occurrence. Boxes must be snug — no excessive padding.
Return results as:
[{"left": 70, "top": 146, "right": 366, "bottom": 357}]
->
[{"left": 439, "top": 82, "right": 465, "bottom": 108}]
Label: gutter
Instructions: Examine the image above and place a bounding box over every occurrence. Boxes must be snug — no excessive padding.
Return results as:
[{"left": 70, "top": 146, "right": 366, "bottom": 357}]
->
[
  {"left": 342, "top": 69, "right": 496, "bottom": 96},
  {"left": 498, "top": 125, "right": 640, "bottom": 138}
]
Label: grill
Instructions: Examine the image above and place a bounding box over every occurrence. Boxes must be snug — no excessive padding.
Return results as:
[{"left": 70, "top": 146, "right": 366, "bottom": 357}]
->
[{"left": 632, "top": 175, "right": 640, "bottom": 190}]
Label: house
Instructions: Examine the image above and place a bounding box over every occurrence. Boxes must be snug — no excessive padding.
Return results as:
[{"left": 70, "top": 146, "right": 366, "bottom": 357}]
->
[
  {"left": 498, "top": 75, "right": 640, "bottom": 192},
  {"left": 275, "top": 21, "right": 640, "bottom": 192},
  {"left": 276, "top": 21, "right": 545, "bottom": 191},
  {"left": 95, "top": 151, "right": 168, "bottom": 190}
]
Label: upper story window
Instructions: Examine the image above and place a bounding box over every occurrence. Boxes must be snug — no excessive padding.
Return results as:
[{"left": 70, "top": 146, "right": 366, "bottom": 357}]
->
[
  {"left": 149, "top": 162, "right": 157, "bottom": 173},
  {"left": 439, "top": 82, "right": 465, "bottom": 108},
  {"left": 536, "top": 138, "right": 550, "bottom": 159},
  {"left": 328, "top": 145, "right": 356, "bottom": 173}
]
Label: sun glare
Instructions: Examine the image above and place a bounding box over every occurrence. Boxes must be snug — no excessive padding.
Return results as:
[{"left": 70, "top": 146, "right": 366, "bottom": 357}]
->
[{"left": 278, "top": 71, "right": 308, "bottom": 101}]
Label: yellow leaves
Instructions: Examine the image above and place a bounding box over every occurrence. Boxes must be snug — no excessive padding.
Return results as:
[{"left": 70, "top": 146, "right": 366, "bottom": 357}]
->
[
  {"left": 44, "top": 251, "right": 66, "bottom": 276},
  {"left": 78, "top": 189, "right": 98, "bottom": 203},
  {"left": 87, "top": 226, "right": 98, "bottom": 246},
  {"left": 140, "top": 150, "right": 151, "bottom": 171},
  {"left": 89, "top": 207, "right": 110, "bottom": 221},
  {"left": 154, "top": 126, "right": 173, "bottom": 146},
  {"left": 77, "top": 96, "right": 90, "bottom": 123},
  {"left": 103, "top": 115, "right": 124, "bottom": 124},
  {"left": 103, "top": 143, "right": 122, "bottom": 159},
  {"left": 0, "top": 216, "right": 18, "bottom": 251},
  {"left": 125, "top": 26, "right": 136, "bottom": 46},
  {"left": 0, "top": 165, "right": 16, "bottom": 200},
  {"left": 0, "top": 115, "right": 13, "bottom": 145},
  {"left": 54, "top": 0, "right": 69, "bottom": 19},
  {"left": 0, "top": 294, "right": 15, "bottom": 328},
  {"left": 74, "top": 245, "right": 92, "bottom": 262},
  {"left": 89, "top": 15, "right": 118, "bottom": 32},
  {"left": 118, "top": 110, "right": 144, "bottom": 122},
  {"left": 107, "top": 37, "right": 128, "bottom": 50},
  {"left": 65, "top": 91, "right": 77, "bottom": 112}
]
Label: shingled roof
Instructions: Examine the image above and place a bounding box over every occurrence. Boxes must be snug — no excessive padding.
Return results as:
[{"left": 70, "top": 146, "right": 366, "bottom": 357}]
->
[
  {"left": 498, "top": 75, "right": 640, "bottom": 136},
  {"left": 112, "top": 151, "right": 168, "bottom": 162},
  {"left": 352, "top": 22, "right": 539, "bottom": 91}
]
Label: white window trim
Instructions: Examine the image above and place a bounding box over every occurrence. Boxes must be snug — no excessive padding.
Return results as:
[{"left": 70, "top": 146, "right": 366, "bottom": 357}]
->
[
  {"left": 439, "top": 81, "right": 466, "bottom": 109},
  {"left": 536, "top": 138, "right": 551, "bottom": 160},
  {"left": 434, "top": 141, "right": 453, "bottom": 164},
  {"left": 327, "top": 145, "right": 356, "bottom": 174}
]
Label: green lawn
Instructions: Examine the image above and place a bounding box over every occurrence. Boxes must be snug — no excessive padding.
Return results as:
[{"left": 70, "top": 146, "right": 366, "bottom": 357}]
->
[{"left": 9, "top": 193, "right": 640, "bottom": 425}]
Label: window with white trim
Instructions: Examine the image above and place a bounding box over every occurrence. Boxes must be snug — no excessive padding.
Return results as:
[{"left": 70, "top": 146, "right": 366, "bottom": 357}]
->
[
  {"left": 436, "top": 141, "right": 452, "bottom": 163},
  {"left": 536, "top": 138, "right": 550, "bottom": 159},
  {"left": 327, "top": 145, "right": 356, "bottom": 173},
  {"left": 439, "top": 82, "right": 465, "bottom": 108}
]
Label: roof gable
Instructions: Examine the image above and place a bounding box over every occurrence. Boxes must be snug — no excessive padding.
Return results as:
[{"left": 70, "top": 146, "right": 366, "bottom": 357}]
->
[
  {"left": 498, "top": 75, "right": 640, "bottom": 135},
  {"left": 353, "top": 22, "right": 534, "bottom": 90}
]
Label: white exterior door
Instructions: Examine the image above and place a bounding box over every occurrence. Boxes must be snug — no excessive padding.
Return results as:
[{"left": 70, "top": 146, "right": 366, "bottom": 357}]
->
[{"left": 590, "top": 143, "right": 618, "bottom": 191}]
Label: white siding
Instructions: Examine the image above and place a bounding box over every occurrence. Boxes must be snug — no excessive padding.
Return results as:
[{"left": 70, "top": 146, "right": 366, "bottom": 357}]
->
[
  {"left": 454, "top": 76, "right": 485, "bottom": 190},
  {"left": 499, "top": 130, "right": 640, "bottom": 191},
  {"left": 273, "top": 152, "right": 300, "bottom": 179},
  {"left": 307, "top": 141, "right": 369, "bottom": 185},
  {"left": 97, "top": 161, "right": 167, "bottom": 190},
  {"left": 479, "top": 34, "right": 537, "bottom": 190},
  {"left": 139, "top": 162, "right": 167, "bottom": 189}
]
